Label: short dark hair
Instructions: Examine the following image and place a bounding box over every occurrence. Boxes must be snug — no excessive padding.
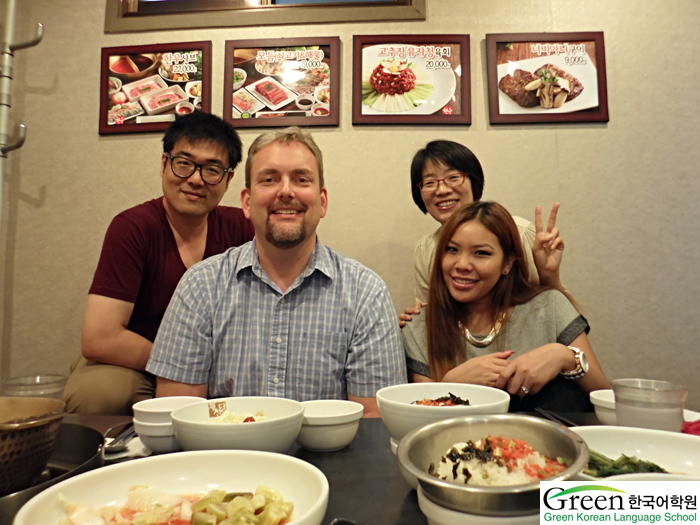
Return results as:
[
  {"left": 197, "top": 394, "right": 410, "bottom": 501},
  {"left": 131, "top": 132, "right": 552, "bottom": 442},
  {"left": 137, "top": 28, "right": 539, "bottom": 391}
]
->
[
  {"left": 410, "top": 140, "right": 485, "bottom": 214},
  {"left": 162, "top": 112, "right": 243, "bottom": 169}
]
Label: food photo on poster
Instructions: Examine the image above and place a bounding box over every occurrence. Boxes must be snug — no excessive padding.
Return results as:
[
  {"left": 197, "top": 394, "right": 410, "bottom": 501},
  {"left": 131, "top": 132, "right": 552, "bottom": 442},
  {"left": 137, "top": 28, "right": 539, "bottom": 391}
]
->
[
  {"left": 352, "top": 35, "right": 471, "bottom": 125},
  {"left": 99, "top": 42, "right": 211, "bottom": 135},
  {"left": 496, "top": 41, "right": 598, "bottom": 114},
  {"left": 486, "top": 32, "right": 609, "bottom": 124},
  {"left": 224, "top": 38, "right": 339, "bottom": 128},
  {"left": 360, "top": 44, "right": 455, "bottom": 115}
]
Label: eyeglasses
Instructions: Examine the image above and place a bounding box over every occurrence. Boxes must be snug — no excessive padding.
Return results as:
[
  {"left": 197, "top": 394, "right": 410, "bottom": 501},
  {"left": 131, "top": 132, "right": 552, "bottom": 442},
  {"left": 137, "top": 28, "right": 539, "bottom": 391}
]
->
[
  {"left": 418, "top": 173, "right": 467, "bottom": 193},
  {"left": 166, "top": 153, "right": 231, "bottom": 185}
]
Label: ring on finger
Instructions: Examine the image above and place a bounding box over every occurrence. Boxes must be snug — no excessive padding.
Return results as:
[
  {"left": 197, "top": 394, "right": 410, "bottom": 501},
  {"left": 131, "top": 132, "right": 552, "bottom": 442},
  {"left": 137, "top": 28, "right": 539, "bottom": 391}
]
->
[{"left": 520, "top": 386, "right": 530, "bottom": 395}]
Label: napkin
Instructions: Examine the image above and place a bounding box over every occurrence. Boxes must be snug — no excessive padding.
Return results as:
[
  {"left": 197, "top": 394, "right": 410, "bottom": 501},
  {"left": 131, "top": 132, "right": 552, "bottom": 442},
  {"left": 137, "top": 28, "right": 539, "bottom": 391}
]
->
[
  {"left": 681, "top": 419, "right": 700, "bottom": 436},
  {"left": 104, "top": 436, "right": 151, "bottom": 463}
]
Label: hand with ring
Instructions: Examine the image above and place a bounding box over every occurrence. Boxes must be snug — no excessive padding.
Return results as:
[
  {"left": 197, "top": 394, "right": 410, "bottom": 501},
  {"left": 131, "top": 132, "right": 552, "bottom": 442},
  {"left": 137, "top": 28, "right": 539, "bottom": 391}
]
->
[{"left": 519, "top": 385, "right": 530, "bottom": 396}]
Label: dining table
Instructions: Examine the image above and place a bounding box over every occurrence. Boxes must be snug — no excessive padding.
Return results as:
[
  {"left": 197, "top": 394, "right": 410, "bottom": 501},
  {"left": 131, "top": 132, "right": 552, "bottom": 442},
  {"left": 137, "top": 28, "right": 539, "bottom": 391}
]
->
[{"left": 65, "top": 411, "right": 601, "bottom": 525}]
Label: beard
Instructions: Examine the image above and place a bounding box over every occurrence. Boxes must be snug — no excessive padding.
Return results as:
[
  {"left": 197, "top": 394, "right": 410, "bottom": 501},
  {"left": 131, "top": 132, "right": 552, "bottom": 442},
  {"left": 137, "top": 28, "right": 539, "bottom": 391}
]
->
[{"left": 265, "top": 216, "right": 306, "bottom": 249}]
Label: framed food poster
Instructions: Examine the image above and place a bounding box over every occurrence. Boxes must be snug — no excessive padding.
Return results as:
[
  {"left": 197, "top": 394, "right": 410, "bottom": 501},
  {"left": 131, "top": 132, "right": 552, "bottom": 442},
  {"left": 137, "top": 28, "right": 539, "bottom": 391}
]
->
[
  {"left": 352, "top": 34, "right": 470, "bottom": 125},
  {"left": 223, "top": 38, "right": 339, "bottom": 128},
  {"left": 99, "top": 42, "right": 212, "bottom": 135},
  {"left": 486, "top": 32, "right": 609, "bottom": 124}
]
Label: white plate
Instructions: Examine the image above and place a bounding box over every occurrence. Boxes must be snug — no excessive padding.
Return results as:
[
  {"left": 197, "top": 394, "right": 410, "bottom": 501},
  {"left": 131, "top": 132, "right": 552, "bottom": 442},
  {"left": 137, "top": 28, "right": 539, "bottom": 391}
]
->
[
  {"left": 360, "top": 44, "right": 457, "bottom": 116},
  {"left": 232, "top": 86, "right": 265, "bottom": 116},
  {"left": 14, "top": 450, "right": 329, "bottom": 525},
  {"left": 496, "top": 54, "right": 599, "bottom": 115},
  {"left": 571, "top": 426, "right": 700, "bottom": 481},
  {"left": 246, "top": 76, "right": 297, "bottom": 111},
  {"left": 121, "top": 74, "right": 167, "bottom": 103},
  {"left": 139, "top": 85, "right": 187, "bottom": 116}
]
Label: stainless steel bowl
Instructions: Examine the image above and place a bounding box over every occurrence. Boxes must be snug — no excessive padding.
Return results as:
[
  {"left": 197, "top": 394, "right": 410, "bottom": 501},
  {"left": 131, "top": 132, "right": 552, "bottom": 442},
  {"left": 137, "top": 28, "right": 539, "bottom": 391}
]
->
[{"left": 397, "top": 414, "right": 588, "bottom": 517}]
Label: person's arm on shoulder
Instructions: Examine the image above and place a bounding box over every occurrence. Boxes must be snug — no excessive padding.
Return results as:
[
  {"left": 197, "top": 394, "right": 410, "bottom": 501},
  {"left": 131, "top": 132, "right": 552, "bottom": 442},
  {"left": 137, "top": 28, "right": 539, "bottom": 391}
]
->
[
  {"left": 347, "top": 278, "right": 407, "bottom": 418},
  {"left": 156, "top": 376, "right": 207, "bottom": 398},
  {"left": 530, "top": 204, "right": 564, "bottom": 290},
  {"left": 81, "top": 295, "right": 153, "bottom": 370},
  {"left": 398, "top": 300, "right": 423, "bottom": 328}
]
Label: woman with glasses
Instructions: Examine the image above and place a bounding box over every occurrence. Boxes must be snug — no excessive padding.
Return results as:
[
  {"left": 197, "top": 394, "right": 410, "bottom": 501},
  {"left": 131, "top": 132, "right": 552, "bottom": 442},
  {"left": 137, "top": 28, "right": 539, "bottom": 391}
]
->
[
  {"left": 402, "top": 201, "right": 609, "bottom": 411},
  {"left": 403, "top": 140, "right": 564, "bottom": 321}
]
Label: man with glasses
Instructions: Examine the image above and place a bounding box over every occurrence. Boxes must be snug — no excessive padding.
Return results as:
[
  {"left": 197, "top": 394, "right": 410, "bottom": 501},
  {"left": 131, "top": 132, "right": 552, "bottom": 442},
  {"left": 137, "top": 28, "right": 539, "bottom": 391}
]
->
[
  {"left": 146, "top": 127, "right": 406, "bottom": 417},
  {"left": 64, "top": 112, "right": 254, "bottom": 415}
]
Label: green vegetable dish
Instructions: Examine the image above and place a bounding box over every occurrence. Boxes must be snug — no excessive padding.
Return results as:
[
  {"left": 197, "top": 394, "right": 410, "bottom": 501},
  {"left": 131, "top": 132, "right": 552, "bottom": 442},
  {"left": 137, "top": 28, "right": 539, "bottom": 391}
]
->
[
  {"left": 585, "top": 450, "right": 668, "bottom": 478},
  {"left": 234, "top": 71, "right": 244, "bottom": 84}
]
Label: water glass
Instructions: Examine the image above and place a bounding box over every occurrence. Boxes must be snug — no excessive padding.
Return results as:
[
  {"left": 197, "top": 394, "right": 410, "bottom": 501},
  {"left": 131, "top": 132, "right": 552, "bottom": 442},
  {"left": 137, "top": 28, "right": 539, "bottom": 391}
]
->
[
  {"left": 1, "top": 375, "right": 67, "bottom": 400},
  {"left": 612, "top": 378, "right": 687, "bottom": 432}
]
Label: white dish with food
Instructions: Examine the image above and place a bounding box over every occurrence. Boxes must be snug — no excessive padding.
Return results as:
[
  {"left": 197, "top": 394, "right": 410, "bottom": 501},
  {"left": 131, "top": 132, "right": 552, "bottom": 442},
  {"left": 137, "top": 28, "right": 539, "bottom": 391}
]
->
[
  {"left": 571, "top": 425, "right": 700, "bottom": 481},
  {"left": 314, "top": 85, "right": 330, "bottom": 105},
  {"left": 233, "top": 67, "right": 247, "bottom": 90},
  {"left": 296, "top": 94, "right": 315, "bottom": 111},
  {"left": 14, "top": 450, "right": 329, "bottom": 525},
  {"left": 108, "top": 76, "right": 122, "bottom": 95},
  {"left": 171, "top": 396, "right": 304, "bottom": 453},
  {"left": 361, "top": 44, "right": 456, "bottom": 116},
  {"left": 496, "top": 54, "right": 599, "bottom": 115},
  {"left": 185, "top": 80, "right": 202, "bottom": 99},
  {"left": 246, "top": 76, "right": 296, "bottom": 111},
  {"left": 590, "top": 389, "right": 700, "bottom": 426},
  {"left": 140, "top": 85, "right": 188, "bottom": 116},
  {"left": 232, "top": 87, "right": 264, "bottom": 116},
  {"left": 310, "top": 102, "right": 330, "bottom": 117},
  {"left": 122, "top": 74, "right": 167, "bottom": 102},
  {"left": 376, "top": 383, "right": 510, "bottom": 442}
]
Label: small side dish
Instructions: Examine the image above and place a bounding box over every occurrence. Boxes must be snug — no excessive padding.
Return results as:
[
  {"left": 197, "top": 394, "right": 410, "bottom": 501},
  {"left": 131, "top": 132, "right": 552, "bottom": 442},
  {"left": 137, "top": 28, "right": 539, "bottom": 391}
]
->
[
  {"left": 584, "top": 450, "right": 668, "bottom": 478},
  {"left": 310, "top": 103, "right": 329, "bottom": 117}
]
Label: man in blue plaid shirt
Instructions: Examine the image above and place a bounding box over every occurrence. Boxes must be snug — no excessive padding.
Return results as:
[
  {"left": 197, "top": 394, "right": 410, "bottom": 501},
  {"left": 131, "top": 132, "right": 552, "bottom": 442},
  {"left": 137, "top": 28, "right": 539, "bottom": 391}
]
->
[{"left": 147, "top": 127, "right": 406, "bottom": 417}]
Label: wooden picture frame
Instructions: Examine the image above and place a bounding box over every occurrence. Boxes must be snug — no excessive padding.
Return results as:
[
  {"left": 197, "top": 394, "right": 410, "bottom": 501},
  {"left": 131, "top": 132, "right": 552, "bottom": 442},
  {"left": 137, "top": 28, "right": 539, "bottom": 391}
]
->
[
  {"left": 99, "top": 41, "right": 212, "bottom": 135},
  {"left": 486, "top": 32, "right": 609, "bottom": 124},
  {"left": 352, "top": 34, "right": 470, "bottom": 126},
  {"left": 223, "top": 37, "right": 340, "bottom": 128}
]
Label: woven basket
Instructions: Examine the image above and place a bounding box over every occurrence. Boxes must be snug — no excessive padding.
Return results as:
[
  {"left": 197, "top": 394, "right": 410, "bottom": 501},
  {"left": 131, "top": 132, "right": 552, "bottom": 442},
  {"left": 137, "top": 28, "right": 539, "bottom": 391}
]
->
[{"left": 0, "top": 397, "right": 65, "bottom": 497}]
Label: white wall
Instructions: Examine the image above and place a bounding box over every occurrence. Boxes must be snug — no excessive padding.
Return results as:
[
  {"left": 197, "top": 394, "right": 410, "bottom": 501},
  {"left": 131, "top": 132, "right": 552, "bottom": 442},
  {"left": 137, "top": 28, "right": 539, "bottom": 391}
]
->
[{"left": 2, "top": 0, "right": 699, "bottom": 408}]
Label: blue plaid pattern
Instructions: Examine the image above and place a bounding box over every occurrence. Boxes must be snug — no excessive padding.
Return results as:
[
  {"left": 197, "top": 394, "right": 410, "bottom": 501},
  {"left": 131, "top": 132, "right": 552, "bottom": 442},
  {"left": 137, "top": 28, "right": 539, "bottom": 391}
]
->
[{"left": 147, "top": 239, "right": 407, "bottom": 400}]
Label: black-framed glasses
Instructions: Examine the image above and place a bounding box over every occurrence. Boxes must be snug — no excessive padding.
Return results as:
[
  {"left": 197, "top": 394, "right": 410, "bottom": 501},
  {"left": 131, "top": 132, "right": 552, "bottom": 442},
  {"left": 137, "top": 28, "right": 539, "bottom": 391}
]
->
[
  {"left": 417, "top": 173, "right": 467, "bottom": 193},
  {"left": 166, "top": 153, "right": 231, "bottom": 185}
]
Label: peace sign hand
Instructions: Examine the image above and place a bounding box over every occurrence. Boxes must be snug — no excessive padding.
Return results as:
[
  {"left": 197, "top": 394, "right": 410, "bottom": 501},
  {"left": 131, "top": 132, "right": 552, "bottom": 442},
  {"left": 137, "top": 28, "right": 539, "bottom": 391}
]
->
[{"left": 532, "top": 203, "right": 564, "bottom": 288}]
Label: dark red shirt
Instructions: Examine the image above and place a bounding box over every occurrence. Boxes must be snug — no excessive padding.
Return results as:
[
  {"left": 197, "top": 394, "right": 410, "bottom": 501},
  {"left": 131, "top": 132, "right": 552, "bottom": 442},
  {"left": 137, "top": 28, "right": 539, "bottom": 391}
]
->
[{"left": 89, "top": 197, "right": 254, "bottom": 342}]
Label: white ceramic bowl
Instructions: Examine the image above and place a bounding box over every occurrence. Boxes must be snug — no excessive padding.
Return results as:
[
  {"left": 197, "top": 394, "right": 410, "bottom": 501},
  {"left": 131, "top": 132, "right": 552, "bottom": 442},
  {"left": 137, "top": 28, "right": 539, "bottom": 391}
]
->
[
  {"left": 295, "top": 400, "right": 363, "bottom": 452},
  {"left": 590, "top": 389, "right": 617, "bottom": 425},
  {"left": 139, "top": 433, "right": 181, "bottom": 454},
  {"left": 132, "top": 396, "right": 202, "bottom": 424},
  {"left": 295, "top": 94, "right": 315, "bottom": 111},
  {"left": 14, "top": 450, "right": 329, "bottom": 525},
  {"left": 171, "top": 396, "right": 304, "bottom": 453},
  {"left": 571, "top": 426, "right": 700, "bottom": 481},
  {"left": 314, "top": 85, "right": 330, "bottom": 104},
  {"left": 185, "top": 80, "right": 202, "bottom": 98},
  {"left": 590, "top": 389, "right": 700, "bottom": 426},
  {"left": 133, "top": 418, "right": 174, "bottom": 437},
  {"left": 310, "top": 102, "right": 330, "bottom": 117},
  {"left": 377, "top": 383, "right": 510, "bottom": 442},
  {"left": 176, "top": 101, "right": 195, "bottom": 116},
  {"left": 233, "top": 67, "right": 247, "bottom": 90},
  {"left": 417, "top": 487, "right": 539, "bottom": 525}
]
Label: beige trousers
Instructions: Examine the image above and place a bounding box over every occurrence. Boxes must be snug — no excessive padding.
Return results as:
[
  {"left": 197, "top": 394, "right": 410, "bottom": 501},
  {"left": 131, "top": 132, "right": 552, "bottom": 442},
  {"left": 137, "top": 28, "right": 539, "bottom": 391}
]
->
[{"left": 63, "top": 354, "right": 156, "bottom": 415}]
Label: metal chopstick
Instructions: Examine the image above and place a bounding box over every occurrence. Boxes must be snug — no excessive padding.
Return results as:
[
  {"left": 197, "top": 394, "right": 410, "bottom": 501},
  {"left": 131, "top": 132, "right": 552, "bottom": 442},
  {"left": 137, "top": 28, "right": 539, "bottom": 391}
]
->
[{"left": 534, "top": 407, "right": 579, "bottom": 427}]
